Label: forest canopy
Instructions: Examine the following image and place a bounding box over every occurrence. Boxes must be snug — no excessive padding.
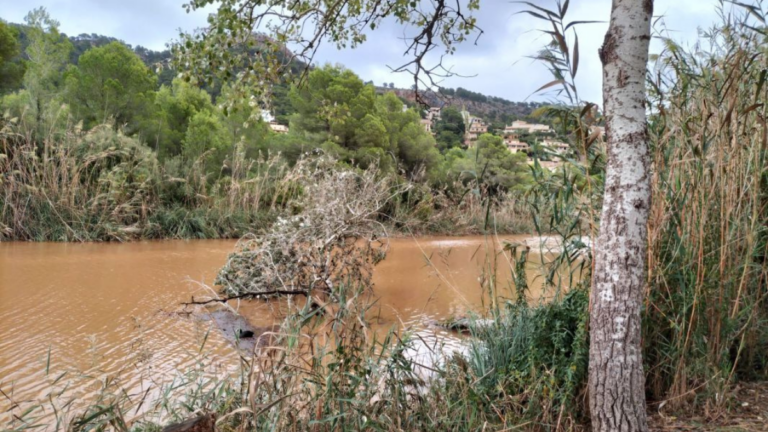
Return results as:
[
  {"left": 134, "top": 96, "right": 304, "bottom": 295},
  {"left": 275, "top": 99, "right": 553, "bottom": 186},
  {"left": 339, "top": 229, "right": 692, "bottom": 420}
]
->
[{"left": 1, "top": 8, "right": 550, "bottom": 195}]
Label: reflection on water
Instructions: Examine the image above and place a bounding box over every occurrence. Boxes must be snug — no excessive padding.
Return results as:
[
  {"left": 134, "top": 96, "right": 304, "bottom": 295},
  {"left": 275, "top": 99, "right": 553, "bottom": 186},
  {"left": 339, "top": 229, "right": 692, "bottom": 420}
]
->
[{"left": 0, "top": 235, "right": 567, "bottom": 422}]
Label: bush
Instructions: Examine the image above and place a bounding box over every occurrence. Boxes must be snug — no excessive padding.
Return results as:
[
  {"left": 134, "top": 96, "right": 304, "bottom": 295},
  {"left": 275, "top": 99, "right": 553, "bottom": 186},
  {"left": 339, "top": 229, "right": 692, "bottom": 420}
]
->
[{"left": 455, "top": 288, "right": 590, "bottom": 429}]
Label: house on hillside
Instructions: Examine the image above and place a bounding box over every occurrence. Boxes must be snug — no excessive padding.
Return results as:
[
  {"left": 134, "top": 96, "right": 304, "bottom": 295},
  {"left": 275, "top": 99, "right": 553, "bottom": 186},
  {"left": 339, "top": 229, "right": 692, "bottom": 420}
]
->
[
  {"left": 505, "top": 137, "right": 529, "bottom": 154},
  {"left": 420, "top": 106, "right": 442, "bottom": 135},
  {"left": 427, "top": 107, "right": 442, "bottom": 121},
  {"left": 420, "top": 118, "right": 433, "bottom": 134},
  {"left": 542, "top": 139, "right": 569, "bottom": 155},
  {"left": 505, "top": 120, "right": 551, "bottom": 134},
  {"left": 468, "top": 117, "right": 487, "bottom": 134},
  {"left": 262, "top": 108, "right": 289, "bottom": 134},
  {"left": 464, "top": 116, "right": 488, "bottom": 146},
  {"left": 270, "top": 123, "right": 289, "bottom": 134}
]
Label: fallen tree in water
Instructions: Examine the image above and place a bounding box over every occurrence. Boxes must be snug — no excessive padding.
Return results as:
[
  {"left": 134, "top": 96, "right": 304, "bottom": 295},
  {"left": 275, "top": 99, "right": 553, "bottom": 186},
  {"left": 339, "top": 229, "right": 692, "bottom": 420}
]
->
[{"left": 215, "top": 157, "right": 407, "bottom": 300}]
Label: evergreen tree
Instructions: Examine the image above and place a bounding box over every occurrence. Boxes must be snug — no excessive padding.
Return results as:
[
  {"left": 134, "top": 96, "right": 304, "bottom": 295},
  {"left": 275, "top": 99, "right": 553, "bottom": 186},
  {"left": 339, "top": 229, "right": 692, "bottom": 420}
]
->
[
  {"left": 64, "top": 41, "right": 156, "bottom": 130},
  {"left": 22, "top": 7, "right": 72, "bottom": 133},
  {"left": 0, "top": 21, "right": 26, "bottom": 94}
]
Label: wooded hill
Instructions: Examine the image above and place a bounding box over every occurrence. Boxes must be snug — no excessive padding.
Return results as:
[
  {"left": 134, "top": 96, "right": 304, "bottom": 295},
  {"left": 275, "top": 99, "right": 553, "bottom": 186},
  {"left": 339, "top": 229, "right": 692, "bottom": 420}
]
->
[
  {"left": 8, "top": 23, "right": 175, "bottom": 89},
  {"left": 375, "top": 85, "right": 546, "bottom": 125},
  {"left": 5, "top": 23, "right": 544, "bottom": 124}
]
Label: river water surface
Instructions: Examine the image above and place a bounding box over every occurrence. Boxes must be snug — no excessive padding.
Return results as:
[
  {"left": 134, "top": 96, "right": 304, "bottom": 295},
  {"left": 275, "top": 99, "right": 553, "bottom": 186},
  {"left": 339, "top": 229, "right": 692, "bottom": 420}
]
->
[{"left": 0, "top": 235, "right": 565, "bottom": 424}]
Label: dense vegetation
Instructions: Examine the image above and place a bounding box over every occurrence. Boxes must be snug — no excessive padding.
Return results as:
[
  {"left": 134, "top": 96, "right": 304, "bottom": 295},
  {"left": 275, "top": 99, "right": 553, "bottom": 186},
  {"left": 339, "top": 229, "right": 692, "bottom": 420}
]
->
[
  {"left": 0, "top": 9, "right": 544, "bottom": 241},
  {"left": 2, "top": 2, "right": 767, "bottom": 432}
]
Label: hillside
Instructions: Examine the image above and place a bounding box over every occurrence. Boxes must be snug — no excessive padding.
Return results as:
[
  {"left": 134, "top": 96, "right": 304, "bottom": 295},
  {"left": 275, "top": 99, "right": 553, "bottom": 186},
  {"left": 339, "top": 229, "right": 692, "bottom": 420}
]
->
[
  {"left": 7, "top": 23, "right": 543, "bottom": 124},
  {"left": 10, "top": 24, "right": 176, "bottom": 86},
  {"left": 374, "top": 86, "right": 546, "bottom": 125}
]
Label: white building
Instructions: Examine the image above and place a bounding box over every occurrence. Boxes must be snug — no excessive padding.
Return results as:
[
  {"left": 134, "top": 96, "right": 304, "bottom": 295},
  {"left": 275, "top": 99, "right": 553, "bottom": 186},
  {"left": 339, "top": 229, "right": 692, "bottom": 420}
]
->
[
  {"left": 505, "top": 137, "right": 529, "bottom": 154},
  {"left": 261, "top": 109, "right": 275, "bottom": 124},
  {"left": 542, "top": 139, "right": 569, "bottom": 154},
  {"left": 505, "top": 120, "right": 551, "bottom": 134},
  {"left": 269, "top": 123, "right": 289, "bottom": 134}
]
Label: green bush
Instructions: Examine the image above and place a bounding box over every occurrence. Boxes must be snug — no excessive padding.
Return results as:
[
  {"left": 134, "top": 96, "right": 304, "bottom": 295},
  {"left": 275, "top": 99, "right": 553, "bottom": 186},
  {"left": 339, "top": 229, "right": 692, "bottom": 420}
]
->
[{"left": 461, "top": 288, "right": 590, "bottom": 427}]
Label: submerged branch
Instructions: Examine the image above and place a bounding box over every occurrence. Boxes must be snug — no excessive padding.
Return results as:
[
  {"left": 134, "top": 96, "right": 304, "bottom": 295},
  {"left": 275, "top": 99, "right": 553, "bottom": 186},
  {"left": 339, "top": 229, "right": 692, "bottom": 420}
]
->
[{"left": 182, "top": 289, "right": 310, "bottom": 306}]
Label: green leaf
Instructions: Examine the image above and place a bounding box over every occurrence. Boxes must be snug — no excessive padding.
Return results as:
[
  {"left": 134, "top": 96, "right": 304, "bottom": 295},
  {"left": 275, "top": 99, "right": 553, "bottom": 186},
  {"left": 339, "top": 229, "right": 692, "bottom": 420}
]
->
[
  {"left": 564, "top": 20, "right": 603, "bottom": 32},
  {"left": 533, "top": 79, "right": 565, "bottom": 94},
  {"left": 514, "top": 10, "right": 550, "bottom": 21},
  {"left": 514, "top": 1, "right": 558, "bottom": 19},
  {"left": 571, "top": 32, "right": 580, "bottom": 78}
]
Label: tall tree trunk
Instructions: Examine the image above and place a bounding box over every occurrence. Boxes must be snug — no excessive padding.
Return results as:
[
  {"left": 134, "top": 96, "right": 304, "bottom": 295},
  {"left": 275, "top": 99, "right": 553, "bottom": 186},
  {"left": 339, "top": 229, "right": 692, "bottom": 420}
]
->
[{"left": 589, "top": 1, "right": 653, "bottom": 431}]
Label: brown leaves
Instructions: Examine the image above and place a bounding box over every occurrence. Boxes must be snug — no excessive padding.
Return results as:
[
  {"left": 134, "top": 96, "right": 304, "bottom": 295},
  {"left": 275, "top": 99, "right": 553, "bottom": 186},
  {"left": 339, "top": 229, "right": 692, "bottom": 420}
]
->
[
  {"left": 216, "top": 156, "right": 407, "bottom": 302},
  {"left": 516, "top": 0, "right": 601, "bottom": 103}
]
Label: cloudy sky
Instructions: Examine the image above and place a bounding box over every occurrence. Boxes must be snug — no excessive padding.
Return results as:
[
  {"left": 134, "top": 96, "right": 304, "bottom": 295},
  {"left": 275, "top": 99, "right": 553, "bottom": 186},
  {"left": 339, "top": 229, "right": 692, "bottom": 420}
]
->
[{"left": 1, "top": 0, "right": 727, "bottom": 103}]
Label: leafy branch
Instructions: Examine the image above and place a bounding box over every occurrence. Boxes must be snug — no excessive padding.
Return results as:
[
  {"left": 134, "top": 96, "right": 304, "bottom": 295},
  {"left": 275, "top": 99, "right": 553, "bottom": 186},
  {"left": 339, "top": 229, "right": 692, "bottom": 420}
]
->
[{"left": 173, "top": 0, "right": 483, "bottom": 109}]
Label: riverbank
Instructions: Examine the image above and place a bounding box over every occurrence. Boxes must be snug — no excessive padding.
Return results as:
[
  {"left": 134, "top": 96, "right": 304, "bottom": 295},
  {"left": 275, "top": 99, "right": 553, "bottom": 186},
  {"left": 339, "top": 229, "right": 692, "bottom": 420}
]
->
[
  {"left": 1, "top": 123, "right": 534, "bottom": 243},
  {"left": 2, "top": 235, "right": 766, "bottom": 431},
  {"left": 0, "top": 206, "right": 534, "bottom": 242}
]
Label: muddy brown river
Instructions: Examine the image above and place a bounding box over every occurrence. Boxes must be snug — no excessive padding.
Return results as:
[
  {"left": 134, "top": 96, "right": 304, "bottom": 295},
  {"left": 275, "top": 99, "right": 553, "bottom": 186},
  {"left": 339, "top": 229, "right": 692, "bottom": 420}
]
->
[{"left": 0, "top": 235, "right": 569, "bottom": 425}]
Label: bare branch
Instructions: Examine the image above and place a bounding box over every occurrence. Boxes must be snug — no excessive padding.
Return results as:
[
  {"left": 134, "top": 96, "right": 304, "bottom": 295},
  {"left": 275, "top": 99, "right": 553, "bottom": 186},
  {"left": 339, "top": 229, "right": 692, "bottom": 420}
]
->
[
  {"left": 181, "top": 289, "right": 310, "bottom": 306},
  {"left": 173, "top": 0, "right": 482, "bottom": 110}
]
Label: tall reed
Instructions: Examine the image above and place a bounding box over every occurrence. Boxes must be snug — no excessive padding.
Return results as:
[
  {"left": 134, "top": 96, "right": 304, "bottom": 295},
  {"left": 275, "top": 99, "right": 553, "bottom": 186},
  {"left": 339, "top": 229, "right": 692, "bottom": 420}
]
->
[
  {"left": 644, "top": 7, "right": 768, "bottom": 409},
  {"left": 520, "top": 0, "right": 768, "bottom": 417},
  {"left": 0, "top": 119, "right": 292, "bottom": 241}
]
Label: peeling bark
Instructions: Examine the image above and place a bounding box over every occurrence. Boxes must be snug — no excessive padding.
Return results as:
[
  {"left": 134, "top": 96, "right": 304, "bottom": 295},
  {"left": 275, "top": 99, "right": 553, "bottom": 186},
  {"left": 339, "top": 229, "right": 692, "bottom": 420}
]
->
[{"left": 589, "top": 1, "right": 654, "bottom": 431}]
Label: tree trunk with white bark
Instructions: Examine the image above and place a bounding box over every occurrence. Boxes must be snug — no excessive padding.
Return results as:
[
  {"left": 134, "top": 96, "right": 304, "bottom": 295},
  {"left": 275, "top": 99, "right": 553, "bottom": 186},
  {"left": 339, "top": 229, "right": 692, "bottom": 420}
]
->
[{"left": 589, "top": 0, "right": 654, "bottom": 431}]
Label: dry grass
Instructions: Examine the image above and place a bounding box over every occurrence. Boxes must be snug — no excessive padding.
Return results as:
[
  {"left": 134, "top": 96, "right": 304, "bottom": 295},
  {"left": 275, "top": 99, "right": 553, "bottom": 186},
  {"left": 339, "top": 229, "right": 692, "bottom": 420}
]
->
[
  {"left": 643, "top": 7, "right": 768, "bottom": 413},
  {"left": 0, "top": 121, "right": 298, "bottom": 241}
]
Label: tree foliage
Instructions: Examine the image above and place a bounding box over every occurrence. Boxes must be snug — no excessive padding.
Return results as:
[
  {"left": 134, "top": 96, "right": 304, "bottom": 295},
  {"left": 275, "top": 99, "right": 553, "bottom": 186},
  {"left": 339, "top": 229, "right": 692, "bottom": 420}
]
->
[
  {"left": 183, "top": 109, "right": 232, "bottom": 171},
  {"left": 1, "top": 6, "right": 533, "bottom": 212},
  {"left": 445, "top": 133, "right": 530, "bottom": 193},
  {"left": 64, "top": 41, "right": 156, "bottom": 130},
  {"left": 0, "top": 21, "right": 26, "bottom": 94},
  {"left": 21, "top": 8, "right": 72, "bottom": 132},
  {"left": 434, "top": 106, "right": 466, "bottom": 152},
  {"left": 173, "top": 0, "right": 481, "bottom": 109},
  {"left": 286, "top": 65, "right": 440, "bottom": 178},
  {"left": 138, "top": 78, "right": 214, "bottom": 158}
]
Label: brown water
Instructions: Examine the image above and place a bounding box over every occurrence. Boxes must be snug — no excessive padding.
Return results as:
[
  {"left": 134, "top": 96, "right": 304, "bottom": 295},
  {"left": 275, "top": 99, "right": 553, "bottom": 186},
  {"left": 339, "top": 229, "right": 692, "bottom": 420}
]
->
[{"left": 0, "top": 235, "right": 560, "bottom": 424}]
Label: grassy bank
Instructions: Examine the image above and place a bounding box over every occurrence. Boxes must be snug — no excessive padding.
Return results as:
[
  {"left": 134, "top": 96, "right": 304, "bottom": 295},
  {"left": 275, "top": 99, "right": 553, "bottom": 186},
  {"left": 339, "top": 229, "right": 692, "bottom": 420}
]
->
[
  {"left": 0, "top": 122, "right": 534, "bottom": 242},
  {"left": 0, "top": 124, "right": 286, "bottom": 241}
]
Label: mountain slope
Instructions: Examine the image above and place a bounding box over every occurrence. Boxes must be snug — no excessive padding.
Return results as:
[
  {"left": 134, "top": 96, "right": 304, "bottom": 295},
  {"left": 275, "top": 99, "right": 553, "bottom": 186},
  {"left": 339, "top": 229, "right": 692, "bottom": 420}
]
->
[
  {"left": 375, "top": 86, "right": 545, "bottom": 125},
  {"left": 6, "top": 23, "right": 544, "bottom": 123}
]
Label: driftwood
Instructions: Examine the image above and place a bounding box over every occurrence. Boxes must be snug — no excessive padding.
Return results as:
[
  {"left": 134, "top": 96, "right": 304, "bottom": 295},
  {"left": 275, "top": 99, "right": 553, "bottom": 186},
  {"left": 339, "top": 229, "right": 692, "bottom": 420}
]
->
[
  {"left": 162, "top": 413, "right": 216, "bottom": 432},
  {"left": 214, "top": 158, "right": 399, "bottom": 300},
  {"left": 181, "top": 289, "right": 309, "bottom": 306}
]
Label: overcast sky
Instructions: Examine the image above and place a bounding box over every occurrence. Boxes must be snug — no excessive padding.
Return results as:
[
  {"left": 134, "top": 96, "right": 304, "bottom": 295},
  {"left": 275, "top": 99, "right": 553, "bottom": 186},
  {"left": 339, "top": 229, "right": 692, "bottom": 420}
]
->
[{"left": 0, "top": 0, "right": 727, "bottom": 103}]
